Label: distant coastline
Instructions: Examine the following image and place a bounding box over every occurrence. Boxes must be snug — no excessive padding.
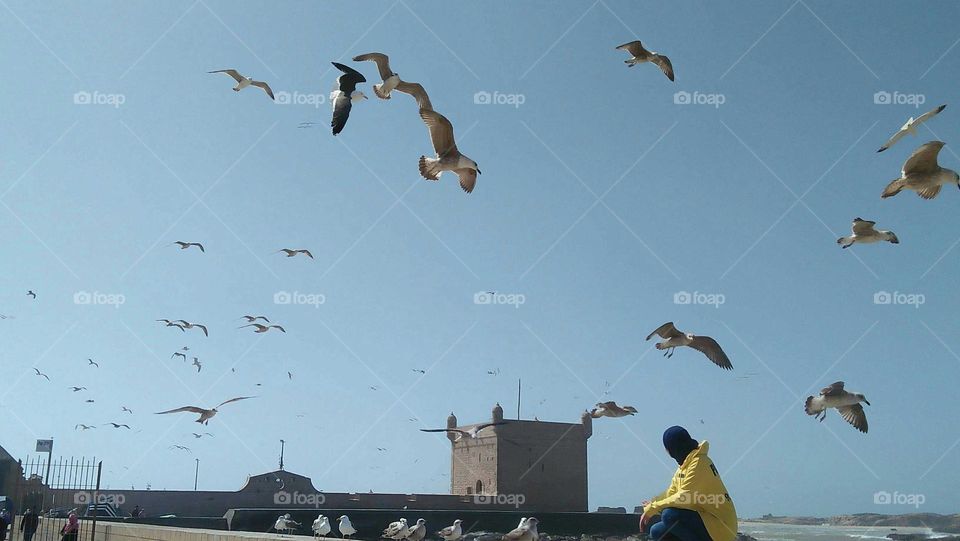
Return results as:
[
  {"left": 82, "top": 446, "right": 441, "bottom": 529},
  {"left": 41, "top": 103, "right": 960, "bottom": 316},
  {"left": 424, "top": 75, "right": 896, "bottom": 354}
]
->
[{"left": 743, "top": 514, "right": 960, "bottom": 534}]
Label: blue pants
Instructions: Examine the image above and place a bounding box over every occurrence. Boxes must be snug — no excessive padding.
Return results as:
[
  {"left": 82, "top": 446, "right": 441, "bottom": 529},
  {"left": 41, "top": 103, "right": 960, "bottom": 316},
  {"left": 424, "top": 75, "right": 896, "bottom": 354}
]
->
[{"left": 649, "top": 508, "right": 713, "bottom": 541}]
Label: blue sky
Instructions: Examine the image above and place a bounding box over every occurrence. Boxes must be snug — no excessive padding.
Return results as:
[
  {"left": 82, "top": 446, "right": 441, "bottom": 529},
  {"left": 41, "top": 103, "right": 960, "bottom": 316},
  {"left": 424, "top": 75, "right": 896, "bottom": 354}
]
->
[{"left": 1, "top": 0, "right": 959, "bottom": 518}]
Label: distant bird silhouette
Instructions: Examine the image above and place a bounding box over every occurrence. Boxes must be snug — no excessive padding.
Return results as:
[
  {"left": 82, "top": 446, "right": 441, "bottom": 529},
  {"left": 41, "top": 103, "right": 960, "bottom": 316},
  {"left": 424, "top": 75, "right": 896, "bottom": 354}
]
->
[
  {"left": 276, "top": 248, "right": 314, "bottom": 259},
  {"left": 34, "top": 368, "right": 50, "bottom": 381},
  {"left": 172, "top": 352, "right": 187, "bottom": 361},
  {"left": 240, "top": 315, "right": 270, "bottom": 323},
  {"left": 69, "top": 387, "right": 87, "bottom": 392},
  {"left": 239, "top": 323, "right": 286, "bottom": 333},
  {"left": 26, "top": 290, "right": 36, "bottom": 299},
  {"left": 122, "top": 407, "right": 134, "bottom": 414},
  {"left": 87, "top": 358, "right": 99, "bottom": 368},
  {"left": 75, "top": 424, "right": 95, "bottom": 431},
  {"left": 172, "top": 241, "right": 205, "bottom": 252},
  {"left": 173, "top": 320, "right": 208, "bottom": 337},
  {"left": 105, "top": 423, "right": 131, "bottom": 429},
  {"left": 192, "top": 358, "right": 202, "bottom": 372}
]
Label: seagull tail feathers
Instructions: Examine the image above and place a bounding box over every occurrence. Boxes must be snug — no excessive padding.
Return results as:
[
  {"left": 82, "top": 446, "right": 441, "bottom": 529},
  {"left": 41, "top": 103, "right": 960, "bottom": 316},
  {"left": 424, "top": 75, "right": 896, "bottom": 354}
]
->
[
  {"left": 372, "top": 83, "right": 391, "bottom": 100},
  {"left": 419, "top": 156, "right": 442, "bottom": 181},
  {"left": 882, "top": 179, "right": 904, "bottom": 198}
]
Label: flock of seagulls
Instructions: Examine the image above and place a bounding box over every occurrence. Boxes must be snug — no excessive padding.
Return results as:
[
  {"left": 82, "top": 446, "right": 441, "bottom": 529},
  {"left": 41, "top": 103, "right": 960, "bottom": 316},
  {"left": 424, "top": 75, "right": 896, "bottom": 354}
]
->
[{"left": 296, "top": 515, "right": 536, "bottom": 541}]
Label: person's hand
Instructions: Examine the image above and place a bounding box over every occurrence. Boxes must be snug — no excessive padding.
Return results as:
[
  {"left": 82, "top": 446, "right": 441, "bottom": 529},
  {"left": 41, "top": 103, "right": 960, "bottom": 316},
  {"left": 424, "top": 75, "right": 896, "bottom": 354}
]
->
[
  {"left": 639, "top": 512, "right": 652, "bottom": 532},
  {"left": 641, "top": 499, "right": 651, "bottom": 507}
]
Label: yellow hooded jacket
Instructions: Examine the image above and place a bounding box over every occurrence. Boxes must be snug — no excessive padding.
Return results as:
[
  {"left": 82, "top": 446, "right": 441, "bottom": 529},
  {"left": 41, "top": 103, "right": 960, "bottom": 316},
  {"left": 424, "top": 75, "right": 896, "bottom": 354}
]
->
[{"left": 644, "top": 441, "right": 738, "bottom": 541}]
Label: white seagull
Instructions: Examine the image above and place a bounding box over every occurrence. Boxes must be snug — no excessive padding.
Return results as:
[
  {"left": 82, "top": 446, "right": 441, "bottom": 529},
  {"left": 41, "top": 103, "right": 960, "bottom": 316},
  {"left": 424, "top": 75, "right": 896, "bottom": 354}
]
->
[
  {"left": 338, "top": 515, "right": 356, "bottom": 538},
  {"left": 837, "top": 218, "right": 899, "bottom": 248},
  {"left": 313, "top": 515, "right": 331, "bottom": 537},
  {"left": 239, "top": 323, "right": 286, "bottom": 333},
  {"left": 589, "top": 401, "right": 638, "bottom": 418},
  {"left": 502, "top": 517, "right": 538, "bottom": 541},
  {"left": 616, "top": 41, "right": 675, "bottom": 81},
  {"left": 405, "top": 519, "right": 427, "bottom": 541},
  {"left": 330, "top": 62, "right": 367, "bottom": 136},
  {"left": 436, "top": 520, "right": 462, "bottom": 541},
  {"left": 382, "top": 518, "right": 409, "bottom": 539},
  {"left": 878, "top": 104, "right": 946, "bottom": 152},
  {"left": 418, "top": 109, "right": 481, "bottom": 193},
  {"left": 882, "top": 141, "right": 959, "bottom": 199},
  {"left": 804, "top": 381, "right": 870, "bottom": 433},
  {"left": 240, "top": 315, "right": 270, "bottom": 323},
  {"left": 155, "top": 396, "right": 255, "bottom": 425},
  {"left": 420, "top": 421, "right": 508, "bottom": 441},
  {"left": 208, "top": 69, "right": 275, "bottom": 100},
  {"left": 645, "top": 322, "right": 733, "bottom": 370}
]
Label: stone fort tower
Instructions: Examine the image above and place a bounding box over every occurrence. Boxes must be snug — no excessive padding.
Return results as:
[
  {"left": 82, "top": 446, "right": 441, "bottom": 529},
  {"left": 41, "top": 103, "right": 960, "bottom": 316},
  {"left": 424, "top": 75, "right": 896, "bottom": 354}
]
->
[{"left": 447, "top": 403, "right": 592, "bottom": 512}]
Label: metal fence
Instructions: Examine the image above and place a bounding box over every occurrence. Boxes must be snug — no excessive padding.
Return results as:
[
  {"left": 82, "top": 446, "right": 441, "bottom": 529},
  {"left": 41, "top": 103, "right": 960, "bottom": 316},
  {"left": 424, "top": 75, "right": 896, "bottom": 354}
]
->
[{"left": 6, "top": 456, "right": 101, "bottom": 541}]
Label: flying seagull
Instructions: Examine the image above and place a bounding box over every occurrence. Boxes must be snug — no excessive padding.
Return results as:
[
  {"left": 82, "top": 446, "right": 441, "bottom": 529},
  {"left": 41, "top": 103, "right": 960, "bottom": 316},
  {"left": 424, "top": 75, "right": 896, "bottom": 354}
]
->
[
  {"left": 590, "top": 401, "right": 638, "bottom": 418},
  {"left": 191, "top": 432, "right": 214, "bottom": 438},
  {"left": 239, "top": 323, "right": 286, "bottom": 333},
  {"left": 503, "top": 518, "right": 539, "bottom": 541},
  {"left": 804, "top": 381, "right": 870, "bottom": 433},
  {"left": 157, "top": 319, "right": 186, "bottom": 331},
  {"left": 837, "top": 218, "right": 899, "bottom": 248},
  {"left": 338, "top": 515, "right": 356, "bottom": 539},
  {"left": 382, "top": 518, "right": 409, "bottom": 540},
  {"left": 34, "top": 368, "right": 50, "bottom": 381},
  {"left": 172, "top": 352, "right": 187, "bottom": 361},
  {"left": 192, "top": 358, "right": 202, "bottom": 373},
  {"left": 172, "top": 241, "right": 204, "bottom": 252},
  {"left": 105, "top": 423, "right": 131, "bottom": 429},
  {"left": 882, "top": 141, "right": 959, "bottom": 199},
  {"left": 240, "top": 315, "right": 270, "bottom": 323},
  {"left": 418, "top": 109, "right": 481, "bottom": 193},
  {"left": 437, "top": 520, "right": 463, "bottom": 541},
  {"left": 276, "top": 248, "right": 314, "bottom": 259},
  {"left": 645, "top": 322, "right": 733, "bottom": 370},
  {"left": 87, "top": 358, "right": 99, "bottom": 368},
  {"left": 878, "top": 104, "right": 946, "bottom": 152},
  {"left": 155, "top": 396, "right": 255, "bottom": 425},
  {"left": 169, "top": 445, "right": 191, "bottom": 452},
  {"left": 173, "top": 320, "right": 208, "bottom": 337},
  {"left": 330, "top": 62, "right": 367, "bottom": 135},
  {"left": 75, "top": 424, "right": 95, "bottom": 431},
  {"left": 122, "top": 407, "right": 133, "bottom": 414},
  {"left": 69, "top": 386, "right": 87, "bottom": 392},
  {"left": 26, "top": 290, "right": 36, "bottom": 299},
  {"left": 420, "top": 421, "right": 508, "bottom": 441},
  {"left": 352, "top": 52, "right": 401, "bottom": 99},
  {"left": 616, "top": 41, "right": 674, "bottom": 81},
  {"left": 208, "top": 69, "right": 275, "bottom": 100}
]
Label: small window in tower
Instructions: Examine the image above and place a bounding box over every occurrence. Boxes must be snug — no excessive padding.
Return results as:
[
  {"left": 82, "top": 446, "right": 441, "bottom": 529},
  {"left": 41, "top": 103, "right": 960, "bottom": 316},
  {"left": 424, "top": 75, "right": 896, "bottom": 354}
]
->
[
  {"left": 466, "top": 487, "right": 472, "bottom": 495},
  {"left": 476, "top": 480, "right": 483, "bottom": 494}
]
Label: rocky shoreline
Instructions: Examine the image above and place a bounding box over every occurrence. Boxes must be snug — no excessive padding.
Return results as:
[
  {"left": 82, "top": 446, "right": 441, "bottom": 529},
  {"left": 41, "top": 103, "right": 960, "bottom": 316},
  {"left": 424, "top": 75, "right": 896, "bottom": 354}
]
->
[
  {"left": 461, "top": 532, "right": 761, "bottom": 541},
  {"left": 746, "top": 514, "right": 960, "bottom": 534}
]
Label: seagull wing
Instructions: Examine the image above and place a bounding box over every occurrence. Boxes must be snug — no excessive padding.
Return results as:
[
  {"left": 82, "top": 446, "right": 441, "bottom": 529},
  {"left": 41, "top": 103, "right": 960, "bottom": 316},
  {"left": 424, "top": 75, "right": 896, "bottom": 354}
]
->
[
  {"left": 851, "top": 218, "right": 877, "bottom": 235},
  {"left": 821, "top": 381, "right": 845, "bottom": 396},
  {"left": 272, "top": 325, "right": 286, "bottom": 332},
  {"left": 688, "top": 336, "right": 733, "bottom": 370},
  {"left": 877, "top": 127, "right": 908, "bottom": 152},
  {"left": 917, "top": 183, "right": 943, "bottom": 199},
  {"left": 332, "top": 62, "right": 366, "bottom": 94},
  {"left": 209, "top": 69, "right": 244, "bottom": 83},
  {"left": 475, "top": 421, "right": 509, "bottom": 431},
  {"left": 299, "top": 249, "right": 314, "bottom": 258},
  {"left": 420, "top": 428, "right": 467, "bottom": 435},
  {"left": 502, "top": 526, "right": 530, "bottom": 541},
  {"left": 215, "top": 396, "right": 256, "bottom": 409},
  {"left": 616, "top": 40, "right": 647, "bottom": 57},
  {"left": 651, "top": 54, "right": 675, "bottom": 81},
  {"left": 331, "top": 92, "right": 353, "bottom": 135},
  {"left": 395, "top": 80, "right": 433, "bottom": 111},
  {"left": 195, "top": 324, "right": 208, "bottom": 337},
  {"left": 155, "top": 406, "right": 206, "bottom": 415},
  {"left": 453, "top": 169, "right": 477, "bottom": 194},
  {"left": 646, "top": 321, "right": 681, "bottom": 341},
  {"left": 251, "top": 81, "right": 275, "bottom": 100},
  {"left": 352, "top": 53, "right": 393, "bottom": 81},
  {"left": 902, "top": 141, "right": 945, "bottom": 175},
  {"left": 420, "top": 109, "right": 458, "bottom": 156},
  {"left": 915, "top": 103, "right": 946, "bottom": 125},
  {"left": 837, "top": 403, "right": 868, "bottom": 433}
]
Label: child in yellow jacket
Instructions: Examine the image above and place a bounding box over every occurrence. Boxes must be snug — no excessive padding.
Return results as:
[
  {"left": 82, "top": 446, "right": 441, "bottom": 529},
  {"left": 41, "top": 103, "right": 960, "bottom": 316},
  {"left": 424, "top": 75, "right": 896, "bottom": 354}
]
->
[{"left": 641, "top": 426, "right": 738, "bottom": 541}]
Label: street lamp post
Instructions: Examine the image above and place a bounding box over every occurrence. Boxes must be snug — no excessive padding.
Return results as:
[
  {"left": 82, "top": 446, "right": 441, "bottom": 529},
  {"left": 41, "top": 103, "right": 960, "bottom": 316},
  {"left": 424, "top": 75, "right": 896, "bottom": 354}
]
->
[{"left": 194, "top": 459, "right": 199, "bottom": 491}]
